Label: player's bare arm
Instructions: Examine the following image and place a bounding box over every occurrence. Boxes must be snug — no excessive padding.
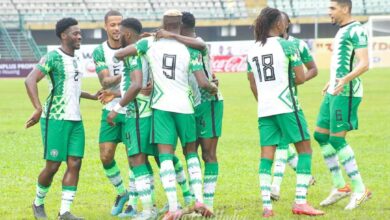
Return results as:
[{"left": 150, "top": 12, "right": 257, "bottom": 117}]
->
[
  {"left": 304, "top": 61, "right": 318, "bottom": 81},
  {"left": 24, "top": 67, "right": 45, "bottom": 128},
  {"left": 194, "top": 70, "right": 218, "bottom": 95},
  {"left": 98, "top": 69, "right": 121, "bottom": 89},
  {"left": 247, "top": 72, "right": 258, "bottom": 101},
  {"left": 155, "top": 29, "right": 206, "bottom": 51},
  {"left": 333, "top": 48, "right": 369, "bottom": 95},
  {"left": 107, "top": 69, "right": 143, "bottom": 126},
  {"left": 293, "top": 65, "right": 306, "bottom": 85},
  {"left": 114, "top": 45, "right": 138, "bottom": 60},
  {"left": 98, "top": 90, "right": 121, "bottom": 104},
  {"left": 80, "top": 91, "right": 100, "bottom": 100}
]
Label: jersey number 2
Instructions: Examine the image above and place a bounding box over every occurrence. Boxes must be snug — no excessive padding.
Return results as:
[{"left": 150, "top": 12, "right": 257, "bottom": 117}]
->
[
  {"left": 163, "top": 54, "right": 176, "bottom": 80},
  {"left": 252, "top": 54, "right": 275, "bottom": 82}
]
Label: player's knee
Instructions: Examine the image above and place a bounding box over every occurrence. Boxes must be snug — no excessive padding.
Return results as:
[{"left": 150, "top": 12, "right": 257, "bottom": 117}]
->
[
  {"left": 202, "top": 152, "right": 217, "bottom": 163},
  {"left": 46, "top": 163, "right": 61, "bottom": 174},
  {"left": 68, "top": 157, "right": 82, "bottom": 171},
  {"left": 313, "top": 131, "right": 329, "bottom": 145},
  {"left": 328, "top": 136, "right": 347, "bottom": 151}
]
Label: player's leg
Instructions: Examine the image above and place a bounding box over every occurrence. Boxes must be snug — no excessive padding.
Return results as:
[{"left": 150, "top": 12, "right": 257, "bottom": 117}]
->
[
  {"left": 328, "top": 95, "right": 370, "bottom": 210},
  {"left": 33, "top": 119, "right": 65, "bottom": 219},
  {"left": 257, "top": 116, "right": 279, "bottom": 217},
  {"left": 173, "top": 155, "right": 193, "bottom": 205},
  {"left": 287, "top": 144, "right": 298, "bottom": 171},
  {"left": 152, "top": 110, "right": 181, "bottom": 218},
  {"left": 278, "top": 111, "right": 323, "bottom": 216},
  {"left": 314, "top": 94, "right": 350, "bottom": 206},
  {"left": 198, "top": 100, "right": 223, "bottom": 211},
  {"left": 58, "top": 120, "right": 85, "bottom": 220},
  {"left": 270, "top": 144, "right": 288, "bottom": 201},
  {"left": 99, "top": 110, "right": 127, "bottom": 215}
]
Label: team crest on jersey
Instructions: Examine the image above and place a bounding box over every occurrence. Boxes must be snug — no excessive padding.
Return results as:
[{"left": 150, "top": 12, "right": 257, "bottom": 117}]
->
[{"left": 50, "top": 149, "right": 59, "bottom": 158}]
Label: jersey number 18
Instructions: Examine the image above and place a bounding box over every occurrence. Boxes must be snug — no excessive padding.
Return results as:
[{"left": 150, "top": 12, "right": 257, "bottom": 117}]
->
[{"left": 252, "top": 54, "right": 275, "bottom": 82}]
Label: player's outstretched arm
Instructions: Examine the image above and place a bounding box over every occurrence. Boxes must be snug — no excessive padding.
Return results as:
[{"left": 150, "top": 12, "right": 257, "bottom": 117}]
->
[
  {"left": 247, "top": 72, "right": 258, "bottom": 101},
  {"left": 155, "top": 29, "right": 206, "bottom": 51},
  {"left": 194, "top": 70, "right": 218, "bottom": 95},
  {"left": 304, "top": 61, "right": 318, "bottom": 81},
  {"left": 80, "top": 91, "right": 100, "bottom": 100},
  {"left": 98, "top": 90, "right": 121, "bottom": 104},
  {"left": 114, "top": 45, "right": 138, "bottom": 61},
  {"left": 24, "top": 67, "right": 45, "bottom": 128},
  {"left": 333, "top": 48, "right": 369, "bottom": 95},
  {"left": 293, "top": 65, "right": 306, "bottom": 85},
  {"left": 107, "top": 70, "right": 143, "bottom": 126}
]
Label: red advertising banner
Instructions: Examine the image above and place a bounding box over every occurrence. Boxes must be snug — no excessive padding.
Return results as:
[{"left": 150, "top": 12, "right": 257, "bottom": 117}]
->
[
  {"left": 0, "top": 61, "right": 36, "bottom": 78},
  {"left": 211, "top": 55, "right": 247, "bottom": 73}
]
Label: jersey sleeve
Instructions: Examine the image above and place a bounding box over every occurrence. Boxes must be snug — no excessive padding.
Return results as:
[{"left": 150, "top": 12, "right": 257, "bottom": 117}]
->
[
  {"left": 350, "top": 25, "right": 368, "bottom": 49},
  {"left": 36, "top": 51, "right": 56, "bottom": 75},
  {"left": 92, "top": 45, "right": 108, "bottom": 74},
  {"left": 187, "top": 47, "right": 204, "bottom": 73},
  {"left": 280, "top": 39, "right": 303, "bottom": 68},
  {"left": 247, "top": 59, "right": 253, "bottom": 73},
  {"left": 299, "top": 40, "right": 314, "bottom": 63},
  {"left": 135, "top": 38, "right": 150, "bottom": 55}
]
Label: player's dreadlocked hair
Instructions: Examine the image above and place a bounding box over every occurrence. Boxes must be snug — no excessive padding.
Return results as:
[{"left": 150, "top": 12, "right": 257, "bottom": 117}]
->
[
  {"left": 121, "top": 18, "right": 142, "bottom": 34},
  {"left": 182, "top": 11, "right": 195, "bottom": 29},
  {"left": 331, "top": 0, "right": 352, "bottom": 13},
  {"left": 254, "top": 7, "right": 281, "bottom": 45},
  {"left": 55, "top": 17, "right": 78, "bottom": 39}
]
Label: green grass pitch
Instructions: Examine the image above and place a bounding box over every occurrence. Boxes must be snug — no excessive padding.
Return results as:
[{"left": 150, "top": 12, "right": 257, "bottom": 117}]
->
[{"left": 0, "top": 68, "right": 389, "bottom": 219}]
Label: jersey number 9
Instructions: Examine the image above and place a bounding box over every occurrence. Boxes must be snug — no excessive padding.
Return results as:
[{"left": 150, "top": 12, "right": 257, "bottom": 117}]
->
[{"left": 162, "top": 54, "right": 176, "bottom": 80}]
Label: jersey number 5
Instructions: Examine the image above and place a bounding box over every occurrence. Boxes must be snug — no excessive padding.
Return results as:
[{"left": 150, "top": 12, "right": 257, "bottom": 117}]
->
[
  {"left": 252, "top": 54, "right": 275, "bottom": 82},
  {"left": 162, "top": 54, "right": 176, "bottom": 80}
]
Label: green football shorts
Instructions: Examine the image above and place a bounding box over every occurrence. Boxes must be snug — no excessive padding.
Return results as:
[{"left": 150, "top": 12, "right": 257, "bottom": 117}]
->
[
  {"left": 124, "top": 116, "right": 158, "bottom": 157},
  {"left": 316, "top": 93, "right": 362, "bottom": 133},
  {"left": 99, "top": 109, "right": 126, "bottom": 144},
  {"left": 195, "top": 100, "right": 224, "bottom": 138},
  {"left": 40, "top": 118, "right": 85, "bottom": 162},
  {"left": 258, "top": 110, "right": 310, "bottom": 147},
  {"left": 151, "top": 109, "right": 196, "bottom": 149}
]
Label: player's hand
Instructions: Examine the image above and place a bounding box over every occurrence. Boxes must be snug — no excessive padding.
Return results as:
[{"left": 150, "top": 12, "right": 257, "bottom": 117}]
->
[
  {"left": 211, "top": 74, "right": 219, "bottom": 87},
  {"left": 25, "top": 108, "right": 42, "bottom": 128},
  {"left": 92, "top": 89, "right": 103, "bottom": 100},
  {"left": 321, "top": 82, "right": 330, "bottom": 96},
  {"left": 140, "top": 32, "right": 154, "bottom": 38},
  {"left": 155, "top": 29, "right": 173, "bottom": 39},
  {"left": 106, "top": 110, "right": 118, "bottom": 127},
  {"left": 140, "top": 81, "right": 153, "bottom": 96},
  {"left": 333, "top": 78, "right": 346, "bottom": 95},
  {"left": 208, "top": 82, "right": 218, "bottom": 96},
  {"left": 98, "top": 90, "right": 115, "bottom": 104}
]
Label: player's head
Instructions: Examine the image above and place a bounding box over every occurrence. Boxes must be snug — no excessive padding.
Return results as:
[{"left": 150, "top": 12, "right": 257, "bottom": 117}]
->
[
  {"left": 104, "top": 10, "right": 123, "bottom": 42},
  {"left": 254, "top": 7, "right": 284, "bottom": 45},
  {"left": 180, "top": 11, "right": 195, "bottom": 36},
  {"left": 55, "top": 17, "right": 81, "bottom": 50},
  {"left": 162, "top": 9, "right": 182, "bottom": 33},
  {"left": 329, "top": 0, "right": 352, "bottom": 25},
  {"left": 280, "top": 11, "right": 291, "bottom": 38},
  {"left": 120, "top": 18, "right": 142, "bottom": 47}
]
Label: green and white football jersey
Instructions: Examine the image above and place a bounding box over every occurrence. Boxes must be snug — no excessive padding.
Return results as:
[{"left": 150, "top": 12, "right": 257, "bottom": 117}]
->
[
  {"left": 37, "top": 48, "right": 83, "bottom": 121},
  {"left": 92, "top": 41, "right": 125, "bottom": 113},
  {"left": 327, "top": 21, "right": 368, "bottom": 97},
  {"left": 247, "top": 37, "right": 303, "bottom": 118},
  {"left": 288, "top": 35, "right": 314, "bottom": 64},
  {"left": 121, "top": 55, "right": 152, "bottom": 118},
  {"left": 197, "top": 37, "right": 223, "bottom": 103},
  {"left": 136, "top": 37, "right": 203, "bottom": 114}
]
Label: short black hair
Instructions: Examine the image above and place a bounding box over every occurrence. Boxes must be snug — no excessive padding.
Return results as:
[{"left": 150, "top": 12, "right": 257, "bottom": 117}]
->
[
  {"left": 331, "top": 0, "right": 352, "bottom": 13},
  {"left": 104, "top": 10, "right": 122, "bottom": 23},
  {"left": 121, "top": 18, "right": 142, "bottom": 34},
  {"left": 182, "top": 11, "right": 195, "bottom": 29},
  {"left": 55, "top": 17, "right": 78, "bottom": 38}
]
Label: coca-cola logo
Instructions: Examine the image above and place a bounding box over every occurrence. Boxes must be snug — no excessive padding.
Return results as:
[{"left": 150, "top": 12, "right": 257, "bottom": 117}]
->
[{"left": 211, "top": 55, "right": 247, "bottom": 73}]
